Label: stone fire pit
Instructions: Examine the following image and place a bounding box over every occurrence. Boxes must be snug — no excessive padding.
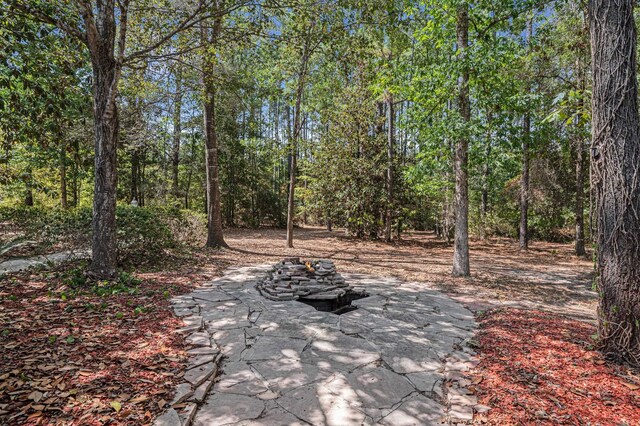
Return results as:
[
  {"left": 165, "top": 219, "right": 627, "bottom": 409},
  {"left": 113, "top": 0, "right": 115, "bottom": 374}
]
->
[{"left": 256, "top": 257, "right": 368, "bottom": 313}]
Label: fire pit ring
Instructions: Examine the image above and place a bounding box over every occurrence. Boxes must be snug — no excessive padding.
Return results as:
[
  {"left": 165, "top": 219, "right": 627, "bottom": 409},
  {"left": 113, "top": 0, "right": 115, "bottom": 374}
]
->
[{"left": 256, "top": 257, "right": 368, "bottom": 314}]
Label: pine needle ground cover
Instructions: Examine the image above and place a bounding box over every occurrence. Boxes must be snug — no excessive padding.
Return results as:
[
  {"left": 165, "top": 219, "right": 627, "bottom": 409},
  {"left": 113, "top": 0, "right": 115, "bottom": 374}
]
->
[
  {"left": 472, "top": 308, "right": 640, "bottom": 425},
  {"left": 0, "top": 265, "right": 204, "bottom": 425}
]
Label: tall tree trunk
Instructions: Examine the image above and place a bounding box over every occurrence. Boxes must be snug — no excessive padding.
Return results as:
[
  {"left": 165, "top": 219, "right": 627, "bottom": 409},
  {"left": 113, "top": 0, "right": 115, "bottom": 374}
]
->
[
  {"left": 139, "top": 151, "right": 145, "bottom": 207},
  {"left": 520, "top": 114, "right": 530, "bottom": 250},
  {"left": 71, "top": 138, "right": 79, "bottom": 207},
  {"left": 520, "top": 18, "right": 533, "bottom": 251},
  {"left": 185, "top": 134, "right": 196, "bottom": 209},
  {"left": 60, "top": 137, "right": 68, "bottom": 209},
  {"left": 80, "top": 1, "right": 128, "bottom": 279},
  {"left": 481, "top": 110, "right": 492, "bottom": 222},
  {"left": 172, "top": 64, "right": 182, "bottom": 199},
  {"left": 202, "top": 86, "right": 227, "bottom": 247},
  {"left": 452, "top": 5, "right": 470, "bottom": 277},
  {"left": 201, "top": 13, "right": 227, "bottom": 248},
  {"left": 575, "top": 55, "right": 587, "bottom": 257},
  {"left": 24, "top": 168, "right": 34, "bottom": 206},
  {"left": 130, "top": 148, "right": 139, "bottom": 203},
  {"left": 590, "top": 0, "right": 640, "bottom": 364},
  {"left": 384, "top": 93, "right": 394, "bottom": 243},
  {"left": 575, "top": 135, "right": 586, "bottom": 256},
  {"left": 88, "top": 50, "right": 119, "bottom": 279},
  {"left": 286, "top": 26, "right": 312, "bottom": 248}
]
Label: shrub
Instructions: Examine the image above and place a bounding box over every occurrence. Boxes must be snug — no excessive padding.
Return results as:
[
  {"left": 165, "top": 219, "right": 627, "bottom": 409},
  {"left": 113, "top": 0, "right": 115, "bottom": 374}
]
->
[
  {"left": 115, "top": 206, "right": 174, "bottom": 264},
  {"left": 0, "top": 205, "right": 196, "bottom": 266},
  {"left": 161, "top": 208, "right": 207, "bottom": 246}
]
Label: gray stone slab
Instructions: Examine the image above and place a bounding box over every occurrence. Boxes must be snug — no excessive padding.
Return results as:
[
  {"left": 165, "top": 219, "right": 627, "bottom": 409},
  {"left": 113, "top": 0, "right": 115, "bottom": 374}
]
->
[
  {"left": 207, "top": 316, "right": 252, "bottom": 330},
  {"left": 234, "top": 407, "right": 306, "bottom": 425},
  {"left": 195, "top": 393, "right": 264, "bottom": 426},
  {"left": 192, "top": 290, "right": 236, "bottom": 303},
  {"left": 187, "top": 347, "right": 220, "bottom": 357},
  {"left": 183, "top": 362, "right": 217, "bottom": 387},
  {"left": 301, "top": 333, "right": 380, "bottom": 371},
  {"left": 449, "top": 404, "right": 474, "bottom": 422},
  {"left": 169, "top": 382, "right": 193, "bottom": 405},
  {"left": 276, "top": 383, "right": 366, "bottom": 426},
  {"left": 176, "top": 324, "right": 202, "bottom": 335},
  {"left": 406, "top": 371, "right": 441, "bottom": 393},
  {"left": 186, "top": 331, "right": 211, "bottom": 347},
  {"left": 188, "top": 355, "right": 215, "bottom": 369},
  {"left": 251, "top": 358, "right": 331, "bottom": 393},
  {"left": 190, "top": 379, "right": 214, "bottom": 403},
  {"left": 381, "top": 344, "right": 442, "bottom": 374},
  {"left": 212, "top": 330, "right": 247, "bottom": 362},
  {"left": 380, "top": 394, "right": 446, "bottom": 425},
  {"left": 259, "top": 320, "right": 321, "bottom": 340},
  {"left": 154, "top": 408, "right": 181, "bottom": 426},
  {"left": 341, "top": 367, "right": 415, "bottom": 417},
  {"left": 179, "top": 402, "right": 197, "bottom": 426},
  {"left": 214, "top": 362, "right": 268, "bottom": 396},
  {"left": 181, "top": 315, "right": 203, "bottom": 327},
  {"left": 242, "top": 335, "right": 308, "bottom": 362}
]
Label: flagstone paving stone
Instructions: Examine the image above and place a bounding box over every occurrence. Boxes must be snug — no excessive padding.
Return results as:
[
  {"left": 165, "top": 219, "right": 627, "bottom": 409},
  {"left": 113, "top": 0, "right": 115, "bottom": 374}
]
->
[{"left": 155, "top": 265, "right": 482, "bottom": 426}]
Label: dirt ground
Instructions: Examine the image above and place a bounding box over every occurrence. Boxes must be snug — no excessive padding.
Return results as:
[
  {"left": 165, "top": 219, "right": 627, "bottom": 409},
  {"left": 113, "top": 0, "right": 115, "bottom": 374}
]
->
[{"left": 194, "top": 226, "right": 596, "bottom": 322}]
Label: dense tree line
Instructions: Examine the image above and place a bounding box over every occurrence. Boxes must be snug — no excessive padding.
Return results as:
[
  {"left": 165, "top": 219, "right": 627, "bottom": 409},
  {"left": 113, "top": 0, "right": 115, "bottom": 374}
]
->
[{"left": 1, "top": 1, "right": 639, "bottom": 361}]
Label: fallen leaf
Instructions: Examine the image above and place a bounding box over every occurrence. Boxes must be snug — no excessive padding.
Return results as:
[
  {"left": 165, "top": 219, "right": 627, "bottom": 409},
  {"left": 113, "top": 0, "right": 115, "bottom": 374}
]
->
[
  {"left": 28, "top": 391, "right": 43, "bottom": 403},
  {"left": 129, "top": 395, "right": 149, "bottom": 404},
  {"left": 110, "top": 401, "right": 122, "bottom": 412},
  {"left": 623, "top": 382, "right": 640, "bottom": 391}
]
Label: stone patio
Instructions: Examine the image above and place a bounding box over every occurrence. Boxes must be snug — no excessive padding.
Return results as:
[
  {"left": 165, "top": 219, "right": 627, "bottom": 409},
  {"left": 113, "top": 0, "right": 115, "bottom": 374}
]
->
[{"left": 155, "top": 265, "right": 481, "bottom": 426}]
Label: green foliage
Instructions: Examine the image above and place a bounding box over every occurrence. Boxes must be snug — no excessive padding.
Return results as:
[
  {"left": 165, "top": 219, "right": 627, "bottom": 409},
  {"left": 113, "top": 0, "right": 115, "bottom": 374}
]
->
[
  {"left": 115, "top": 206, "right": 174, "bottom": 264},
  {"left": 0, "top": 0, "right": 592, "bottom": 251},
  {"left": 0, "top": 205, "right": 205, "bottom": 265}
]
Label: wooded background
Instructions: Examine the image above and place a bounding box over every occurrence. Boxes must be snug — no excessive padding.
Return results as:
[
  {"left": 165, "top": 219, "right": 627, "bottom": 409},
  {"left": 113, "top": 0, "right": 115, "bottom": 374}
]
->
[{"left": 0, "top": 0, "right": 590, "bottom": 253}]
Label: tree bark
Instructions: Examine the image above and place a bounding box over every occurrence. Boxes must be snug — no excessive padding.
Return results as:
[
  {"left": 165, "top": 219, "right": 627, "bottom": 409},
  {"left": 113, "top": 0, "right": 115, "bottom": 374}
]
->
[
  {"left": 60, "top": 137, "right": 68, "bottom": 209},
  {"left": 575, "top": 135, "right": 586, "bottom": 256},
  {"left": 520, "top": 113, "right": 530, "bottom": 250},
  {"left": 452, "top": 5, "right": 470, "bottom": 277},
  {"left": 201, "top": 13, "right": 227, "bottom": 248},
  {"left": 24, "top": 168, "right": 34, "bottom": 206},
  {"left": 384, "top": 93, "right": 394, "bottom": 243},
  {"left": 286, "top": 25, "right": 312, "bottom": 248},
  {"left": 172, "top": 64, "right": 182, "bottom": 199},
  {"left": 575, "top": 56, "right": 587, "bottom": 257},
  {"left": 203, "top": 88, "right": 226, "bottom": 247},
  {"left": 130, "top": 148, "right": 139, "bottom": 203},
  {"left": 519, "top": 18, "right": 533, "bottom": 251},
  {"left": 71, "top": 138, "right": 79, "bottom": 207},
  {"left": 90, "top": 56, "right": 119, "bottom": 277},
  {"left": 75, "top": 0, "right": 130, "bottom": 279},
  {"left": 481, "top": 110, "right": 492, "bottom": 223},
  {"left": 590, "top": 0, "right": 640, "bottom": 364}
]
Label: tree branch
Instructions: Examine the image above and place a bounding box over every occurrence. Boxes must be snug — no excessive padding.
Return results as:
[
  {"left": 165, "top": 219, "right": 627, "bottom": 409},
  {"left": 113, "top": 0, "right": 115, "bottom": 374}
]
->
[{"left": 8, "top": 0, "right": 86, "bottom": 43}]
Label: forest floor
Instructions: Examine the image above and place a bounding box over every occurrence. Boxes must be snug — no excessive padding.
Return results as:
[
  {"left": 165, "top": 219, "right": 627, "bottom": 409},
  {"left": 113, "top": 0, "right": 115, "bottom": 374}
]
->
[
  {"left": 195, "top": 226, "right": 598, "bottom": 321},
  {"left": 2, "top": 226, "right": 639, "bottom": 425}
]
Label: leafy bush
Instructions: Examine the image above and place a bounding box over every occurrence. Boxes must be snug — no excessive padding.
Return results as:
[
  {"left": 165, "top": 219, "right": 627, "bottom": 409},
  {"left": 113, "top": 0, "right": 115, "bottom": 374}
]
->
[
  {"left": 161, "top": 208, "right": 207, "bottom": 246},
  {"left": 115, "top": 206, "right": 174, "bottom": 264},
  {"left": 0, "top": 205, "right": 206, "bottom": 265},
  {"left": 0, "top": 206, "right": 92, "bottom": 250}
]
